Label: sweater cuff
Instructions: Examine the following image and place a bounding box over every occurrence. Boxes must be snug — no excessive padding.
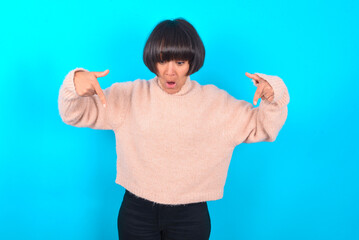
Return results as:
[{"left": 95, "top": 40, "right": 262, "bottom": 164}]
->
[
  {"left": 62, "top": 67, "right": 89, "bottom": 98},
  {"left": 253, "top": 73, "right": 290, "bottom": 107}
]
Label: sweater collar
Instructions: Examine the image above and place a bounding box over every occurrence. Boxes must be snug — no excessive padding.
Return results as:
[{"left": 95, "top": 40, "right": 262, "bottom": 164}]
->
[{"left": 153, "top": 75, "right": 193, "bottom": 96}]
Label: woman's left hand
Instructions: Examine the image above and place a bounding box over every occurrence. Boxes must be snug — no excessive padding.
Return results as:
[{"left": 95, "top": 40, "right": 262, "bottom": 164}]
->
[{"left": 245, "top": 72, "right": 274, "bottom": 105}]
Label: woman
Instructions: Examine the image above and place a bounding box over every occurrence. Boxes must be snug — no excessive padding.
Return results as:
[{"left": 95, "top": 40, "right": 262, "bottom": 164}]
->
[{"left": 58, "top": 18, "right": 289, "bottom": 240}]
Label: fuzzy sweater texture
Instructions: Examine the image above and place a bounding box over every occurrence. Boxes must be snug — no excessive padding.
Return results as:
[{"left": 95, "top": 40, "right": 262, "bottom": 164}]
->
[{"left": 58, "top": 68, "right": 290, "bottom": 205}]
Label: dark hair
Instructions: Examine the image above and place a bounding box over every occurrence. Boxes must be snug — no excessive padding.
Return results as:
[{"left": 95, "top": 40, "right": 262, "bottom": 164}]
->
[{"left": 143, "top": 18, "right": 205, "bottom": 76}]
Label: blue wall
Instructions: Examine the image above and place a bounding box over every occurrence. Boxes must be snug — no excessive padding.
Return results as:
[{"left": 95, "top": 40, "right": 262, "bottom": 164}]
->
[{"left": 1, "top": 0, "right": 358, "bottom": 239}]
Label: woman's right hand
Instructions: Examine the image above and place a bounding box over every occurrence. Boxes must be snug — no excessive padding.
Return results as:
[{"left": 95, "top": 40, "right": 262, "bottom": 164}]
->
[{"left": 74, "top": 70, "right": 109, "bottom": 107}]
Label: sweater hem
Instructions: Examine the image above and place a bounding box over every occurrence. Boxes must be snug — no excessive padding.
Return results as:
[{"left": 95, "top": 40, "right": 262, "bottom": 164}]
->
[{"left": 115, "top": 177, "right": 224, "bottom": 205}]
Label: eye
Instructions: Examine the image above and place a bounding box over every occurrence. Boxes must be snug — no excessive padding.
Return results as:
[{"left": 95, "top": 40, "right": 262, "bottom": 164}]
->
[
  {"left": 159, "top": 60, "right": 166, "bottom": 64},
  {"left": 176, "top": 61, "right": 185, "bottom": 65}
]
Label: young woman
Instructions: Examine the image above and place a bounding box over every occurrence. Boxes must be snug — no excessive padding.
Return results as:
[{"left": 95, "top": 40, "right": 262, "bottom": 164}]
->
[{"left": 58, "top": 18, "right": 289, "bottom": 240}]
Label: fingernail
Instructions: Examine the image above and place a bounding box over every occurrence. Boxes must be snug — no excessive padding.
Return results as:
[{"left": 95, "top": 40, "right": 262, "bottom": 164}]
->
[
  {"left": 103, "top": 104, "right": 106, "bottom": 108},
  {"left": 254, "top": 101, "right": 257, "bottom": 105}
]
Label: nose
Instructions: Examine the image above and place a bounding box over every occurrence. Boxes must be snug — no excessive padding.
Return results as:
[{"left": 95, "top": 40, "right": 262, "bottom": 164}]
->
[{"left": 165, "top": 61, "right": 175, "bottom": 75}]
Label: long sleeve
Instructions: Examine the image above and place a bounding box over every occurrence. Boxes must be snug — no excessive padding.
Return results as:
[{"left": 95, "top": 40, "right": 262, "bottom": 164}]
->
[
  {"left": 224, "top": 73, "right": 290, "bottom": 146},
  {"left": 58, "top": 68, "right": 130, "bottom": 130}
]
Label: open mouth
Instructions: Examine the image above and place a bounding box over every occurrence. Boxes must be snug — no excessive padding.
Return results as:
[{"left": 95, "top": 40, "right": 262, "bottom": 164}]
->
[{"left": 166, "top": 81, "right": 176, "bottom": 88}]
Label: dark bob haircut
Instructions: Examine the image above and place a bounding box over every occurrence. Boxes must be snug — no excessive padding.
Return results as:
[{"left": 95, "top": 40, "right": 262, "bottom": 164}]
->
[{"left": 143, "top": 18, "right": 205, "bottom": 76}]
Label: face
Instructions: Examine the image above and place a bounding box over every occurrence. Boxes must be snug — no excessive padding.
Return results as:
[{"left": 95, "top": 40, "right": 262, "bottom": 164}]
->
[{"left": 156, "top": 60, "right": 190, "bottom": 94}]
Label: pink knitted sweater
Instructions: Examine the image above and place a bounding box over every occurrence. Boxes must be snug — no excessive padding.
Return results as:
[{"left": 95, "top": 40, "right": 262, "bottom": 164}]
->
[{"left": 58, "top": 68, "right": 289, "bottom": 205}]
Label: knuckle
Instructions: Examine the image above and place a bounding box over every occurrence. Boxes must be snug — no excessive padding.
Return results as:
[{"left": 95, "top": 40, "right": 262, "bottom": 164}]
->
[
  {"left": 79, "top": 89, "right": 87, "bottom": 95},
  {"left": 86, "top": 86, "right": 94, "bottom": 92}
]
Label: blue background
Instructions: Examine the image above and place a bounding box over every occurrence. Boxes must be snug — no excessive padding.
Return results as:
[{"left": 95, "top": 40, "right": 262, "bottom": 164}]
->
[{"left": 1, "top": 0, "right": 358, "bottom": 239}]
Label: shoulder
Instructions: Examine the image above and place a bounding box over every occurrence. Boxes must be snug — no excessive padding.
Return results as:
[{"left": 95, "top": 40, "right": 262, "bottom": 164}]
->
[
  {"left": 111, "top": 79, "right": 145, "bottom": 88},
  {"left": 196, "top": 81, "right": 250, "bottom": 111},
  {"left": 197, "top": 82, "right": 231, "bottom": 100},
  {"left": 108, "top": 79, "right": 148, "bottom": 93},
  {"left": 111, "top": 79, "right": 154, "bottom": 104},
  {"left": 201, "top": 83, "right": 227, "bottom": 93}
]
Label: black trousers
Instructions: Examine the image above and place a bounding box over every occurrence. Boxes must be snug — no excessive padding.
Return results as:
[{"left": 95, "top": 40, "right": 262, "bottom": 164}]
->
[{"left": 117, "top": 190, "right": 211, "bottom": 240}]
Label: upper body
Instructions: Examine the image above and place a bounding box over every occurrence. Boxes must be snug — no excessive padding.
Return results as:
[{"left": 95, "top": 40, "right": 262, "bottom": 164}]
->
[{"left": 58, "top": 66, "right": 289, "bottom": 204}]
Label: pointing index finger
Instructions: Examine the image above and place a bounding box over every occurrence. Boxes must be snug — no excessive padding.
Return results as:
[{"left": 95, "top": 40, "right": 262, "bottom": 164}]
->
[
  {"left": 253, "top": 84, "right": 264, "bottom": 105},
  {"left": 93, "top": 81, "right": 107, "bottom": 108}
]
